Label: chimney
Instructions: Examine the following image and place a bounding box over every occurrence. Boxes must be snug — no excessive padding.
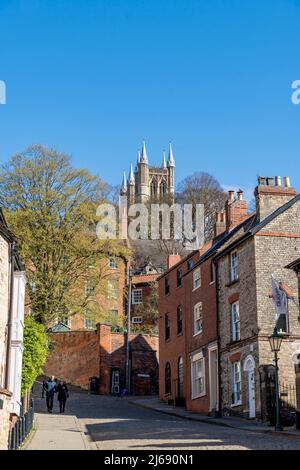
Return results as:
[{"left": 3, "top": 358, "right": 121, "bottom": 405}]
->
[
  {"left": 225, "top": 190, "right": 248, "bottom": 231},
  {"left": 215, "top": 211, "right": 226, "bottom": 237},
  {"left": 167, "top": 254, "right": 181, "bottom": 269},
  {"left": 255, "top": 176, "right": 297, "bottom": 221}
]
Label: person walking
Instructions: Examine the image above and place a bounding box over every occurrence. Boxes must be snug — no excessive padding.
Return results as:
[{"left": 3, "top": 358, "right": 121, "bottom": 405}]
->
[
  {"left": 42, "top": 379, "right": 47, "bottom": 399},
  {"left": 45, "top": 376, "right": 57, "bottom": 413},
  {"left": 57, "top": 381, "right": 69, "bottom": 414}
]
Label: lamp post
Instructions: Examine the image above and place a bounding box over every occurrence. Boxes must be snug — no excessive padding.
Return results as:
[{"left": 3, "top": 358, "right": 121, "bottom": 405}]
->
[{"left": 268, "top": 327, "right": 284, "bottom": 432}]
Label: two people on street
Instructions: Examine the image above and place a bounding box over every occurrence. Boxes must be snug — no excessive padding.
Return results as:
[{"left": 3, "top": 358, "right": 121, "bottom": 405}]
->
[{"left": 43, "top": 376, "right": 69, "bottom": 414}]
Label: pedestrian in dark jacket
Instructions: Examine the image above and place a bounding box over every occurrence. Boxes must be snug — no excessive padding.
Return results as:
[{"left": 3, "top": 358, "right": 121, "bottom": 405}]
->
[
  {"left": 45, "top": 376, "right": 57, "bottom": 413},
  {"left": 42, "top": 379, "right": 48, "bottom": 399},
  {"left": 57, "top": 381, "right": 69, "bottom": 413}
]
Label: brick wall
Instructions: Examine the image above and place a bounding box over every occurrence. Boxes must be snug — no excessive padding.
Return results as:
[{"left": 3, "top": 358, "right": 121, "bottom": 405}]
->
[{"left": 45, "top": 324, "right": 159, "bottom": 395}]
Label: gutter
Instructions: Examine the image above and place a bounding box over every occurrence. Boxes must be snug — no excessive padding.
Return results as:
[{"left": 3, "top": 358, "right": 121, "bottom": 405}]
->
[{"left": 214, "top": 257, "right": 222, "bottom": 418}]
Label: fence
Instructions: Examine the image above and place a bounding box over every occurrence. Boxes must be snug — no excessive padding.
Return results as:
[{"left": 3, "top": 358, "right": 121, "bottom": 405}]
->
[{"left": 8, "top": 400, "right": 34, "bottom": 450}]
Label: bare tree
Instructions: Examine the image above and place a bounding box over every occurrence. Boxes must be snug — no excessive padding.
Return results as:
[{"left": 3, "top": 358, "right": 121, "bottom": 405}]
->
[{"left": 176, "top": 172, "right": 227, "bottom": 242}]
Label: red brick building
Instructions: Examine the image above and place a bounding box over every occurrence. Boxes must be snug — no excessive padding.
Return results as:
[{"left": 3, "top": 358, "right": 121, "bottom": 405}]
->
[{"left": 158, "top": 190, "right": 251, "bottom": 415}]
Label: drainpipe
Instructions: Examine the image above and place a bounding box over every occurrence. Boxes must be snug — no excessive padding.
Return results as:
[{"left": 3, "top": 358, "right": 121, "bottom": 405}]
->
[
  {"left": 214, "top": 258, "right": 222, "bottom": 418},
  {"left": 125, "top": 261, "right": 132, "bottom": 393},
  {"left": 4, "top": 240, "right": 16, "bottom": 390}
]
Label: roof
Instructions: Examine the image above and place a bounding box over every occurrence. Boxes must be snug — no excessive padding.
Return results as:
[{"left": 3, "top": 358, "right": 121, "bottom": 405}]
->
[
  {"left": 50, "top": 322, "right": 71, "bottom": 333},
  {"left": 285, "top": 258, "right": 300, "bottom": 270}
]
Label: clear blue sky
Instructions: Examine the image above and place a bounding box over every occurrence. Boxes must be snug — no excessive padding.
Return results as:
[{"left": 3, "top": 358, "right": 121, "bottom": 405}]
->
[{"left": 1, "top": 0, "right": 300, "bottom": 197}]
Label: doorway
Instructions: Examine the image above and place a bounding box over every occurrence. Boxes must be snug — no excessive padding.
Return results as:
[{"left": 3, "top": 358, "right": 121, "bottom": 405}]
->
[
  {"left": 244, "top": 355, "right": 256, "bottom": 419},
  {"left": 208, "top": 346, "right": 218, "bottom": 413}
]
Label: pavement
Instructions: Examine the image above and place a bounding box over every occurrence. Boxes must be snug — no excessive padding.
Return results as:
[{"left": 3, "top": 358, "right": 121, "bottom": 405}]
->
[{"left": 24, "top": 382, "right": 300, "bottom": 450}]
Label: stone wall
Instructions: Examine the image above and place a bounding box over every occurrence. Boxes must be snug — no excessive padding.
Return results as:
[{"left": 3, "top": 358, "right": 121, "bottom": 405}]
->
[{"left": 0, "top": 389, "right": 12, "bottom": 450}]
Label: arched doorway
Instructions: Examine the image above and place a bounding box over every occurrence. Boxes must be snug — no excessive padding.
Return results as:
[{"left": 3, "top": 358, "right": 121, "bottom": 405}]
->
[{"left": 244, "top": 355, "right": 256, "bottom": 419}]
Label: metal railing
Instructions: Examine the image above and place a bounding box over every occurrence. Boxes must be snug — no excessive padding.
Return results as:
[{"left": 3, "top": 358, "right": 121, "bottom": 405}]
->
[{"left": 8, "top": 400, "right": 34, "bottom": 450}]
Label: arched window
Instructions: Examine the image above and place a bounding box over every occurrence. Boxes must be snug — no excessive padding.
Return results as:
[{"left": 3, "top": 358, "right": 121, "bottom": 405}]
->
[
  {"left": 160, "top": 180, "right": 166, "bottom": 196},
  {"left": 150, "top": 179, "right": 157, "bottom": 197},
  {"left": 165, "top": 362, "right": 171, "bottom": 394}
]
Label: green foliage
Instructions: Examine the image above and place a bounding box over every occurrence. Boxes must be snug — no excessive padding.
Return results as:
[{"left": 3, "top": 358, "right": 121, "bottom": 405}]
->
[
  {"left": 21, "top": 316, "right": 49, "bottom": 396},
  {"left": 0, "top": 145, "right": 130, "bottom": 326}
]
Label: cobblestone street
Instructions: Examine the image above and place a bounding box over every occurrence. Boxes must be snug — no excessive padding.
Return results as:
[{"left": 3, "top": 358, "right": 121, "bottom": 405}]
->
[{"left": 27, "top": 385, "right": 300, "bottom": 450}]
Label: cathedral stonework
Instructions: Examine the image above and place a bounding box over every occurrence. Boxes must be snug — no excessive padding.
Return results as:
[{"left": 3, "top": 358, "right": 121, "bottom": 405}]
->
[{"left": 120, "top": 141, "right": 175, "bottom": 204}]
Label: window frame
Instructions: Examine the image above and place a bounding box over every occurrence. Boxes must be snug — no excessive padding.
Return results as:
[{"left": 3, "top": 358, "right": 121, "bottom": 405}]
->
[
  {"left": 108, "top": 257, "right": 118, "bottom": 269},
  {"left": 177, "top": 269, "right": 182, "bottom": 288},
  {"left": 193, "top": 302, "right": 203, "bottom": 336},
  {"left": 132, "top": 289, "right": 143, "bottom": 305},
  {"left": 177, "top": 305, "right": 183, "bottom": 335},
  {"left": 193, "top": 268, "right": 201, "bottom": 291},
  {"left": 165, "top": 277, "right": 170, "bottom": 295},
  {"left": 230, "top": 250, "right": 239, "bottom": 282},
  {"left": 191, "top": 351, "right": 206, "bottom": 399},
  {"left": 231, "top": 301, "right": 241, "bottom": 342},
  {"left": 165, "top": 313, "right": 171, "bottom": 340},
  {"left": 231, "top": 361, "right": 242, "bottom": 406}
]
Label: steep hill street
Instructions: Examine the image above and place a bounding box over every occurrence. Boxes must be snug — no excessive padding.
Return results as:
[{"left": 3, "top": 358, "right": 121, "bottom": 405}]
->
[{"left": 26, "top": 382, "right": 300, "bottom": 451}]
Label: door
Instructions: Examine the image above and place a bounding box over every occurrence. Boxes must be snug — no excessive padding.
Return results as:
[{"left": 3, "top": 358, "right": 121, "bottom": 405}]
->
[
  {"left": 244, "top": 356, "right": 256, "bottom": 419},
  {"left": 111, "top": 369, "right": 120, "bottom": 395},
  {"left": 178, "top": 357, "right": 184, "bottom": 398},
  {"left": 209, "top": 348, "right": 218, "bottom": 412}
]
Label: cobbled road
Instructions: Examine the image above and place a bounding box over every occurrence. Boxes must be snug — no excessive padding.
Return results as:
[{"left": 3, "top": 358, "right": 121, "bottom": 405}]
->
[{"left": 31, "top": 385, "right": 300, "bottom": 450}]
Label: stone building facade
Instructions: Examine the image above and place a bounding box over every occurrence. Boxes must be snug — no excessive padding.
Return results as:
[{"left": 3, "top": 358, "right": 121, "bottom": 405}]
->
[
  {"left": 120, "top": 141, "right": 175, "bottom": 204},
  {"left": 0, "top": 209, "right": 26, "bottom": 450},
  {"left": 216, "top": 177, "right": 300, "bottom": 421}
]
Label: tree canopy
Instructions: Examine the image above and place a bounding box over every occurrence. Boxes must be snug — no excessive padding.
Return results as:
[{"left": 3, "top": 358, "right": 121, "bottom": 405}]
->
[{"left": 0, "top": 145, "right": 130, "bottom": 326}]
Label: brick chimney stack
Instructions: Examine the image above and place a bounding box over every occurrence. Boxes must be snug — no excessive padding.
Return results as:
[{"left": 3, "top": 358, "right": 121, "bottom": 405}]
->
[
  {"left": 225, "top": 190, "right": 248, "bottom": 231},
  {"left": 215, "top": 211, "right": 226, "bottom": 237},
  {"left": 255, "top": 175, "right": 296, "bottom": 222},
  {"left": 167, "top": 253, "right": 181, "bottom": 269}
]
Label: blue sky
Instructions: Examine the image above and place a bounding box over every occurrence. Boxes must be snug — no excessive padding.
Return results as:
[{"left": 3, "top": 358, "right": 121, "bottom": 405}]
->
[{"left": 1, "top": 0, "right": 300, "bottom": 197}]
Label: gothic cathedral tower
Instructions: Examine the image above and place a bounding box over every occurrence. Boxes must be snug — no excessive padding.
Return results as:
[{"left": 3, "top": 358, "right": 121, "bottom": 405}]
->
[{"left": 120, "top": 141, "right": 175, "bottom": 204}]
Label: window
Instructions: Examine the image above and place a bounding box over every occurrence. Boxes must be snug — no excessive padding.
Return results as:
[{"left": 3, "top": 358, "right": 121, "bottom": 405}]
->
[
  {"left": 231, "top": 301, "right": 240, "bottom": 342},
  {"left": 177, "top": 306, "right": 183, "bottom": 335},
  {"left": 165, "top": 314, "right": 170, "bottom": 340},
  {"left": 107, "top": 279, "right": 119, "bottom": 299},
  {"left": 232, "top": 361, "right": 242, "bottom": 405},
  {"left": 132, "top": 289, "right": 142, "bottom": 305},
  {"left": 193, "top": 268, "right": 201, "bottom": 290},
  {"left": 165, "top": 277, "right": 170, "bottom": 295},
  {"left": 85, "top": 311, "right": 95, "bottom": 330},
  {"left": 191, "top": 352, "right": 205, "bottom": 399},
  {"left": 187, "top": 259, "right": 194, "bottom": 271},
  {"left": 194, "top": 302, "right": 203, "bottom": 335},
  {"left": 109, "top": 309, "right": 118, "bottom": 320},
  {"left": 85, "top": 280, "right": 95, "bottom": 296},
  {"left": 165, "top": 362, "right": 171, "bottom": 394},
  {"left": 230, "top": 251, "right": 238, "bottom": 282},
  {"left": 177, "top": 269, "right": 182, "bottom": 288},
  {"left": 109, "top": 257, "right": 118, "bottom": 269},
  {"left": 210, "top": 261, "right": 216, "bottom": 283},
  {"left": 276, "top": 294, "right": 289, "bottom": 334}
]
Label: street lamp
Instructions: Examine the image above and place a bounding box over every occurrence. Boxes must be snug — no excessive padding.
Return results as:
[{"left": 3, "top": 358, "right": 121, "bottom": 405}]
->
[{"left": 268, "top": 327, "right": 284, "bottom": 432}]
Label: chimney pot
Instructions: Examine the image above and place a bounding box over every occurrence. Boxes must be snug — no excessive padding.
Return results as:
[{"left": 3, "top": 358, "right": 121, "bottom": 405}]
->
[
  {"left": 228, "top": 190, "right": 235, "bottom": 201},
  {"left": 267, "top": 177, "right": 274, "bottom": 186},
  {"left": 258, "top": 176, "right": 266, "bottom": 186},
  {"left": 237, "top": 190, "right": 243, "bottom": 201},
  {"left": 275, "top": 176, "right": 282, "bottom": 187},
  {"left": 284, "top": 176, "right": 291, "bottom": 188}
]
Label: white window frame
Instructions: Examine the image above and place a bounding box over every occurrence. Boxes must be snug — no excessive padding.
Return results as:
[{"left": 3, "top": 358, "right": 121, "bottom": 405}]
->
[
  {"left": 132, "top": 289, "right": 142, "bottom": 305},
  {"left": 193, "top": 268, "right": 201, "bottom": 291},
  {"left": 108, "top": 257, "right": 118, "bottom": 269},
  {"left": 231, "top": 301, "right": 240, "bottom": 342},
  {"left": 194, "top": 302, "right": 203, "bottom": 336},
  {"left": 107, "top": 278, "right": 119, "bottom": 300},
  {"left": 230, "top": 251, "right": 238, "bottom": 282},
  {"left": 232, "top": 361, "right": 242, "bottom": 406},
  {"left": 191, "top": 351, "right": 206, "bottom": 399}
]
